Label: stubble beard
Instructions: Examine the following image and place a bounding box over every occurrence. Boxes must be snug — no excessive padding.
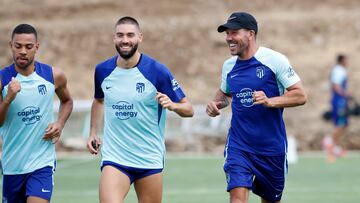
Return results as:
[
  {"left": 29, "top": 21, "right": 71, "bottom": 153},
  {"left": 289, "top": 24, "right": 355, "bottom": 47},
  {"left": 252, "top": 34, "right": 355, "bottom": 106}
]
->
[
  {"left": 116, "top": 43, "right": 138, "bottom": 60},
  {"left": 14, "top": 56, "right": 34, "bottom": 70}
]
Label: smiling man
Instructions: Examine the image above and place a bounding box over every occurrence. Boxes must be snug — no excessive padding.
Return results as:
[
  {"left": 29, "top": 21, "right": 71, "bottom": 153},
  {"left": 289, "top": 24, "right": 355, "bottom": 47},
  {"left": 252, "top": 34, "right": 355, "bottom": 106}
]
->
[
  {"left": 0, "top": 24, "right": 73, "bottom": 203},
  {"left": 206, "top": 12, "right": 307, "bottom": 203},
  {"left": 87, "top": 16, "right": 193, "bottom": 203}
]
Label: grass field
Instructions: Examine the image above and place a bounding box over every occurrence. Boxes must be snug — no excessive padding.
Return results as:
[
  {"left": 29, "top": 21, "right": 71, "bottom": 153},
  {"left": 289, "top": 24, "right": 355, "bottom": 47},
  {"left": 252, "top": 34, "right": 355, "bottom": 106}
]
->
[{"left": 1, "top": 152, "right": 360, "bottom": 203}]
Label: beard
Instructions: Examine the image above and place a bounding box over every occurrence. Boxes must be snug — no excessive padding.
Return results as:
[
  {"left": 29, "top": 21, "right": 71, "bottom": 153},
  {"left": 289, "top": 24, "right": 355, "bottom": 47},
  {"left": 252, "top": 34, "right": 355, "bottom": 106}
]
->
[
  {"left": 14, "top": 56, "right": 34, "bottom": 70},
  {"left": 115, "top": 43, "right": 138, "bottom": 59},
  {"left": 228, "top": 38, "right": 250, "bottom": 57}
]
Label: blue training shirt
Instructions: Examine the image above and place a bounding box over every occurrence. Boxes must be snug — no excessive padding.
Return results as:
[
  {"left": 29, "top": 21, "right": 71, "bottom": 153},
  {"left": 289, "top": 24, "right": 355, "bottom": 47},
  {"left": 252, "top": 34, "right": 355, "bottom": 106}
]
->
[
  {"left": 94, "top": 54, "right": 185, "bottom": 169},
  {"left": 0, "top": 62, "right": 55, "bottom": 174},
  {"left": 330, "top": 64, "right": 347, "bottom": 105},
  {"left": 221, "top": 47, "right": 300, "bottom": 156}
]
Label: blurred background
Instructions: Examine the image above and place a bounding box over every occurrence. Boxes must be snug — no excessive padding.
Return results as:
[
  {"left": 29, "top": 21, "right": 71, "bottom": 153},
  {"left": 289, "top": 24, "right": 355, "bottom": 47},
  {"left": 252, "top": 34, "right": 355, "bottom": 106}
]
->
[{"left": 1, "top": 0, "right": 360, "bottom": 202}]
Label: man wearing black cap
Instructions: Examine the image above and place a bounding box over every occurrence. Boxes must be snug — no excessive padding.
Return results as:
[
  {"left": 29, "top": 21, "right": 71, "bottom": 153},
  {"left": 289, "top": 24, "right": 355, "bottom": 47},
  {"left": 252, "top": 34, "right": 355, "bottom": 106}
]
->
[{"left": 206, "top": 12, "right": 307, "bottom": 203}]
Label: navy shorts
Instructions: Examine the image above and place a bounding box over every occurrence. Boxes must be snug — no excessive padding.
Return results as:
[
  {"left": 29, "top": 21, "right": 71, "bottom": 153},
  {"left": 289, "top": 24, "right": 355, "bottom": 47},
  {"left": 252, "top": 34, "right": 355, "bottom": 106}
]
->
[
  {"left": 224, "top": 148, "right": 287, "bottom": 202},
  {"left": 332, "top": 99, "right": 348, "bottom": 126},
  {"left": 2, "top": 166, "right": 55, "bottom": 203},
  {"left": 101, "top": 161, "right": 163, "bottom": 184}
]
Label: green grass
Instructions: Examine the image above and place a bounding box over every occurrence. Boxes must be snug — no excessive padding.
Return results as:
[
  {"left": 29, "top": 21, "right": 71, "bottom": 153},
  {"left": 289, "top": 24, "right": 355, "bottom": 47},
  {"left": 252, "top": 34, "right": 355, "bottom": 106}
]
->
[{"left": 1, "top": 152, "right": 360, "bottom": 203}]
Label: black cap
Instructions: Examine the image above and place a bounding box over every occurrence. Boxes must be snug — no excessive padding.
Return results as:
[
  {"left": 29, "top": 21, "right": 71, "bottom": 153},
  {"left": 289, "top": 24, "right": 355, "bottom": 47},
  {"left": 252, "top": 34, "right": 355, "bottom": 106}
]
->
[{"left": 217, "top": 12, "right": 258, "bottom": 33}]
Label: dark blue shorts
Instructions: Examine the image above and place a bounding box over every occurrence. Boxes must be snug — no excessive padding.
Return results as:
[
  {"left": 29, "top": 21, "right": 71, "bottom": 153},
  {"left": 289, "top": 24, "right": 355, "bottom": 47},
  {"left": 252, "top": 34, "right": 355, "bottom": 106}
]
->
[
  {"left": 2, "top": 166, "right": 55, "bottom": 203},
  {"left": 101, "top": 161, "right": 163, "bottom": 184},
  {"left": 224, "top": 148, "right": 287, "bottom": 202},
  {"left": 332, "top": 99, "right": 348, "bottom": 126}
]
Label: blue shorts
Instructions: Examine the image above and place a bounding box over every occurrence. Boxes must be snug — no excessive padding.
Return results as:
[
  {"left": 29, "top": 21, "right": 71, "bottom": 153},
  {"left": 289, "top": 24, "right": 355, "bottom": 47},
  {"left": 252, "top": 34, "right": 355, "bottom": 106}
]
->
[
  {"left": 2, "top": 166, "right": 55, "bottom": 203},
  {"left": 332, "top": 99, "right": 348, "bottom": 126},
  {"left": 101, "top": 161, "right": 163, "bottom": 184},
  {"left": 224, "top": 148, "right": 287, "bottom": 202}
]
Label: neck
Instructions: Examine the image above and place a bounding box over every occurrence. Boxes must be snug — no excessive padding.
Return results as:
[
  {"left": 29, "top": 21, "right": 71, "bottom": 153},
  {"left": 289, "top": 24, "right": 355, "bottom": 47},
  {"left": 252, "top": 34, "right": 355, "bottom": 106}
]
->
[
  {"left": 14, "top": 62, "right": 35, "bottom": 76},
  {"left": 238, "top": 43, "right": 259, "bottom": 60},
  {"left": 117, "top": 52, "right": 141, "bottom": 69}
]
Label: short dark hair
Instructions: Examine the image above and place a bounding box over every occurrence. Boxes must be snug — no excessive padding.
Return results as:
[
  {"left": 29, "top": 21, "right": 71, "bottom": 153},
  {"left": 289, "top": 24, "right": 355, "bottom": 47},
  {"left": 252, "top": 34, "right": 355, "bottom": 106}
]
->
[
  {"left": 11, "top": 24, "right": 38, "bottom": 41},
  {"left": 337, "top": 54, "right": 346, "bottom": 64},
  {"left": 115, "top": 16, "right": 140, "bottom": 29}
]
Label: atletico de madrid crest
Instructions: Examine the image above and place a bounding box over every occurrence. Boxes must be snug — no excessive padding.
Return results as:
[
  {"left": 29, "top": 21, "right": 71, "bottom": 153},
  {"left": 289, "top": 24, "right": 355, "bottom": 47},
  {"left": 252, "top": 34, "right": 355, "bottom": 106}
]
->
[
  {"left": 136, "top": 83, "right": 145, "bottom": 93},
  {"left": 256, "top": 66, "right": 265, "bottom": 78}
]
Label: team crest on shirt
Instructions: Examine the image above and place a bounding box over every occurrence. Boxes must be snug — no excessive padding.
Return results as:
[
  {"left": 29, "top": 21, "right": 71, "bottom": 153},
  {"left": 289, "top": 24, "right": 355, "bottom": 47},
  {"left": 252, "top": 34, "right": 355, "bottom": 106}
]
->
[
  {"left": 287, "top": 66, "right": 295, "bottom": 78},
  {"left": 38, "top": 84, "right": 47, "bottom": 95},
  {"left": 256, "top": 66, "right": 265, "bottom": 78},
  {"left": 136, "top": 83, "right": 145, "bottom": 93}
]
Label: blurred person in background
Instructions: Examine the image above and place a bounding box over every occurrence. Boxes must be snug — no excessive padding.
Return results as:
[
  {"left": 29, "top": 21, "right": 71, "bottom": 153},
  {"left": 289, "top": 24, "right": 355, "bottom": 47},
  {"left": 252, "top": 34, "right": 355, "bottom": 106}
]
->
[
  {"left": 206, "top": 12, "right": 307, "bottom": 203},
  {"left": 0, "top": 24, "right": 73, "bottom": 203},
  {"left": 87, "top": 16, "right": 193, "bottom": 203},
  {"left": 323, "top": 54, "right": 349, "bottom": 163}
]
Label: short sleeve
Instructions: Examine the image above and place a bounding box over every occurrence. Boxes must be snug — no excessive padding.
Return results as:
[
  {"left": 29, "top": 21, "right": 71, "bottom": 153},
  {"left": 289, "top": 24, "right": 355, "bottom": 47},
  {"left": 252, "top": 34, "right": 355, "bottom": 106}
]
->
[
  {"left": 330, "top": 66, "right": 346, "bottom": 85},
  {"left": 158, "top": 66, "right": 185, "bottom": 102},
  {"left": 220, "top": 57, "right": 237, "bottom": 94},
  {"left": 275, "top": 56, "right": 300, "bottom": 89},
  {"left": 94, "top": 65, "right": 104, "bottom": 99}
]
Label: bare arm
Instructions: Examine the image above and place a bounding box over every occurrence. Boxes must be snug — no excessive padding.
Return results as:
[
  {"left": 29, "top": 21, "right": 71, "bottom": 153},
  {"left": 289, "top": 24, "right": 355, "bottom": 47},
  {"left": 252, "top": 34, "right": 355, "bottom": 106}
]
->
[
  {"left": 43, "top": 67, "right": 73, "bottom": 142},
  {"left": 156, "top": 92, "right": 194, "bottom": 117},
  {"left": 0, "top": 77, "right": 21, "bottom": 126},
  {"left": 87, "top": 98, "right": 103, "bottom": 154},
  {"left": 253, "top": 81, "right": 307, "bottom": 108},
  {"left": 206, "top": 89, "right": 231, "bottom": 117}
]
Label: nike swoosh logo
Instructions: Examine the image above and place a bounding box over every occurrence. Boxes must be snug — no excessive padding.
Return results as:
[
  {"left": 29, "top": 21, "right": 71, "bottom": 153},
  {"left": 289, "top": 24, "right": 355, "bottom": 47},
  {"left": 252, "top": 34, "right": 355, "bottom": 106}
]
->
[
  {"left": 230, "top": 74, "right": 238, "bottom": 78},
  {"left": 105, "top": 86, "right": 112, "bottom": 90},
  {"left": 42, "top": 188, "right": 51, "bottom": 193}
]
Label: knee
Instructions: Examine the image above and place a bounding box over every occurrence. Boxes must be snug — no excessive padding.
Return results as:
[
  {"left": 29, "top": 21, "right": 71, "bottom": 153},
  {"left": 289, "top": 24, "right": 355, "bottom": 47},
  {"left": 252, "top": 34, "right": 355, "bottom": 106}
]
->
[{"left": 230, "top": 196, "right": 248, "bottom": 203}]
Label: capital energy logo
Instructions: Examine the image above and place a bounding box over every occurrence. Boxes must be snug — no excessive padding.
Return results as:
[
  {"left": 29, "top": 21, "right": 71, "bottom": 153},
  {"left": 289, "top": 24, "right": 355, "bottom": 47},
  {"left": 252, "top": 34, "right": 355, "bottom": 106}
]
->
[
  {"left": 17, "top": 106, "right": 42, "bottom": 125},
  {"left": 112, "top": 101, "right": 138, "bottom": 120},
  {"left": 235, "top": 88, "right": 254, "bottom": 107}
]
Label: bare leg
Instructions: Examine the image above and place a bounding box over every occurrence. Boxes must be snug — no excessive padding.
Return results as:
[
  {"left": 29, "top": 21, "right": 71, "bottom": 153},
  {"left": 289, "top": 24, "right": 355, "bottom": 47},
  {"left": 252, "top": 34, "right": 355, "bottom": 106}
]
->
[
  {"left": 332, "top": 126, "right": 346, "bottom": 146},
  {"left": 229, "top": 187, "right": 249, "bottom": 203},
  {"left": 27, "top": 196, "right": 49, "bottom": 203},
  {"left": 134, "top": 172, "right": 163, "bottom": 203},
  {"left": 100, "top": 165, "right": 131, "bottom": 203}
]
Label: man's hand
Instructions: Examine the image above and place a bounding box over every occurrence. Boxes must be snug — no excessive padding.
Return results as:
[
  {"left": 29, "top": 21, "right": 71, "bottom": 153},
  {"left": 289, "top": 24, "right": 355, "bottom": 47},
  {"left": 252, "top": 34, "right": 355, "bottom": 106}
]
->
[
  {"left": 43, "top": 122, "right": 63, "bottom": 143},
  {"left": 156, "top": 92, "right": 175, "bottom": 111},
  {"left": 253, "top": 90, "right": 273, "bottom": 107},
  {"left": 87, "top": 135, "right": 101, "bottom": 155},
  {"left": 5, "top": 77, "right": 21, "bottom": 104},
  {"left": 206, "top": 101, "right": 222, "bottom": 117}
]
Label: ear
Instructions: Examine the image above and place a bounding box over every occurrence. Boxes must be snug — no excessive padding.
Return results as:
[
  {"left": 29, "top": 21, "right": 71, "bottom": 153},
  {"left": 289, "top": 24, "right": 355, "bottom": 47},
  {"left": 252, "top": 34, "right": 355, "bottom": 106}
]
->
[
  {"left": 112, "top": 33, "right": 116, "bottom": 42},
  {"left": 248, "top": 30, "right": 256, "bottom": 40},
  {"left": 138, "top": 32, "right": 143, "bottom": 43},
  {"left": 35, "top": 42, "right": 40, "bottom": 51}
]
